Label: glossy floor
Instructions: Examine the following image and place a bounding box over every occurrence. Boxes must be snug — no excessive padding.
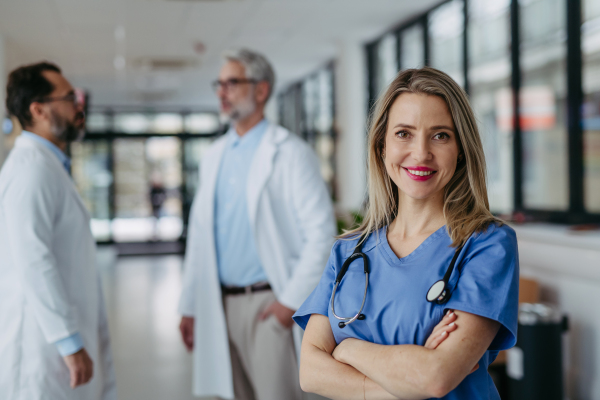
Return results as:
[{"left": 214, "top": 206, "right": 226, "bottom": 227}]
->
[
  {"left": 98, "top": 248, "right": 201, "bottom": 400},
  {"left": 98, "top": 248, "right": 321, "bottom": 400}
]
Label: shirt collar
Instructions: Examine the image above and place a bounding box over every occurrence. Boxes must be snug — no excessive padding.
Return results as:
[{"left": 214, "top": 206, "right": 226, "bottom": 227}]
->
[
  {"left": 227, "top": 119, "right": 268, "bottom": 148},
  {"left": 21, "top": 131, "right": 71, "bottom": 174}
]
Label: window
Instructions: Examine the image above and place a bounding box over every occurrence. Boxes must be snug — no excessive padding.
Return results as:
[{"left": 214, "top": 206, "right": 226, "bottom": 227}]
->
[
  {"left": 400, "top": 23, "right": 425, "bottom": 70},
  {"left": 71, "top": 141, "right": 112, "bottom": 241},
  {"left": 68, "top": 109, "right": 221, "bottom": 242},
  {"left": 468, "top": 0, "right": 513, "bottom": 213},
  {"left": 367, "top": 0, "right": 600, "bottom": 223},
  {"left": 520, "top": 0, "right": 569, "bottom": 210},
  {"left": 429, "top": 0, "right": 465, "bottom": 87},
  {"left": 374, "top": 33, "right": 399, "bottom": 96},
  {"left": 583, "top": 0, "right": 600, "bottom": 212},
  {"left": 278, "top": 63, "right": 337, "bottom": 195}
]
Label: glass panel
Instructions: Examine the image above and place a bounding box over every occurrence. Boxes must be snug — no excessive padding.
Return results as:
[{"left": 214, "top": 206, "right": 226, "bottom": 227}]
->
[
  {"left": 86, "top": 113, "right": 111, "bottom": 133},
  {"left": 146, "top": 137, "right": 183, "bottom": 240},
  {"left": 315, "top": 68, "right": 335, "bottom": 192},
  {"left": 151, "top": 113, "right": 183, "bottom": 134},
  {"left": 71, "top": 141, "right": 112, "bottom": 241},
  {"left": 112, "top": 138, "right": 184, "bottom": 242},
  {"left": 520, "top": 0, "right": 568, "bottom": 210},
  {"left": 114, "top": 113, "right": 151, "bottom": 134},
  {"left": 583, "top": 0, "right": 600, "bottom": 212},
  {"left": 278, "top": 85, "right": 302, "bottom": 137},
  {"left": 184, "top": 113, "right": 220, "bottom": 134},
  {"left": 429, "top": 0, "right": 465, "bottom": 87},
  {"left": 112, "top": 139, "right": 151, "bottom": 241},
  {"left": 468, "top": 0, "right": 513, "bottom": 213},
  {"left": 400, "top": 23, "right": 425, "bottom": 70},
  {"left": 374, "top": 33, "right": 399, "bottom": 96},
  {"left": 316, "top": 68, "right": 334, "bottom": 135},
  {"left": 302, "top": 75, "right": 319, "bottom": 144}
]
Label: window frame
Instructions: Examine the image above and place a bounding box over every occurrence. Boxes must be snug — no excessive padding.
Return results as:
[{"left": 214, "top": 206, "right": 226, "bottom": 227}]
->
[{"left": 365, "top": 0, "right": 600, "bottom": 224}]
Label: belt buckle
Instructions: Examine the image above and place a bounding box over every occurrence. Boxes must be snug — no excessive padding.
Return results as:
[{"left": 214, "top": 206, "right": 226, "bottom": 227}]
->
[{"left": 245, "top": 285, "right": 252, "bottom": 295}]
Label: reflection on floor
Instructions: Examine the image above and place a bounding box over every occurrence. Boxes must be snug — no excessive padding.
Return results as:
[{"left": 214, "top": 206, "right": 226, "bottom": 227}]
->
[
  {"left": 98, "top": 248, "right": 203, "bottom": 400},
  {"left": 97, "top": 249, "right": 322, "bottom": 400}
]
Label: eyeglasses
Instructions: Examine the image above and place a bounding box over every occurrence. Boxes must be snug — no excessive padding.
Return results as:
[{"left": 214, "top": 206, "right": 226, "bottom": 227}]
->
[
  {"left": 211, "top": 78, "right": 258, "bottom": 92},
  {"left": 36, "top": 93, "right": 80, "bottom": 106}
]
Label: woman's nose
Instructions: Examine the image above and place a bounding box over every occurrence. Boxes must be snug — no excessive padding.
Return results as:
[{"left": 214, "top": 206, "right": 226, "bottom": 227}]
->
[{"left": 411, "top": 138, "right": 432, "bottom": 162}]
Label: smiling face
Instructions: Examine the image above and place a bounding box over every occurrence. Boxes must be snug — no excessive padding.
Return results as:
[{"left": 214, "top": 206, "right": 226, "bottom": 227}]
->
[{"left": 384, "top": 92, "right": 460, "bottom": 202}]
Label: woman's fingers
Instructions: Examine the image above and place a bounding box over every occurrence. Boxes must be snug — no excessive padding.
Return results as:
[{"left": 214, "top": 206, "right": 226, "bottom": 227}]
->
[
  {"left": 430, "top": 311, "right": 456, "bottom": 337},
  {"left": 424, "top": 311, "right": 458, "bottom": 349},
  {"left": 424, "top": 322, "right": 457, "bottom": 349}
]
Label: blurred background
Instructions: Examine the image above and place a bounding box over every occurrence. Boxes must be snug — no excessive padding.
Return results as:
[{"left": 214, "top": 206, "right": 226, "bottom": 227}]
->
[{"left": 0, "top": 0, "right": 599, "bottom": 399}]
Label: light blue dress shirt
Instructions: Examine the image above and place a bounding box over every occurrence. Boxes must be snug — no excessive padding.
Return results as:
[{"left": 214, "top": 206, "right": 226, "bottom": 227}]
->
[
  {"left": 21, "top": 131, "right": 82, "bottom": 357},
  {"left": 214, "top": 120, "right": 269, "bottom": 286}
]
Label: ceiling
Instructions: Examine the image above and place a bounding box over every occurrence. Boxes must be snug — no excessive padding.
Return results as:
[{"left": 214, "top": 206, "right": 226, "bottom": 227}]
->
[{"left": 0, "top": 0, "right": 440, "bottom": 111}]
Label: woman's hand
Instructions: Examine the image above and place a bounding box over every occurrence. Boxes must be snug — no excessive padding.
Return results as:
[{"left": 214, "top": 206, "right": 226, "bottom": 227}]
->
[{"left": 424, "top": 310, "right": 458, "bottom": 349}]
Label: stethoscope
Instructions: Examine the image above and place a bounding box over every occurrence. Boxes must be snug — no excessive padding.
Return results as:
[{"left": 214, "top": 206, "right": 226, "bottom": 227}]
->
[{"left": 330, "top": 232, "right": 465, "bottom": 329}]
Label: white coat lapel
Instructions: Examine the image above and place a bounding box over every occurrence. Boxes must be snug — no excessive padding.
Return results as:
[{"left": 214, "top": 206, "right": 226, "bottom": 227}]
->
[
  {"left": 247, "top": 124, "right": 288, "bottom": 229},
  {"left": 202, "top": 136, "right": 229, "bottom": 230}
]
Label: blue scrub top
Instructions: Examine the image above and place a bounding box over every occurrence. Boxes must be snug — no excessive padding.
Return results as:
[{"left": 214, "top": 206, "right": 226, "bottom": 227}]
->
[{"left": 293, "top": 223, "right": 519, "bottom": 400}]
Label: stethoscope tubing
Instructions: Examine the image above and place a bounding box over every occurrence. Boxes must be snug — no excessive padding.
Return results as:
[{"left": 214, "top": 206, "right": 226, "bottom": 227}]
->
[
  {"left": 330, "top": 272, "right": 369, "bottom": 323},
  {"left": 331, "top": 231, "right": 466, "bottom": 328}
]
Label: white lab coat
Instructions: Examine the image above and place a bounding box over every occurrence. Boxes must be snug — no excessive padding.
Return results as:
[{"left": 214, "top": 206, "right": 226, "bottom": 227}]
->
[
  {"left": 0, "top": 134, "right": 116, "bottom": 400},
  {"left": 178, "top": 123, "right": 336, "bottom": 399}
]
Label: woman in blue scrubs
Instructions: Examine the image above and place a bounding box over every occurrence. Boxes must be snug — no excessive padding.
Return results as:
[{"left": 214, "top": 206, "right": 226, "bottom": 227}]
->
[{"left": 293, "top": 67, "right": 519, "bottom": 400}]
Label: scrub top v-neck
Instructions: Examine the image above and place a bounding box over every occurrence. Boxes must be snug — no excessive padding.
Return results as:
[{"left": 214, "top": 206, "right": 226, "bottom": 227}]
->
[{"left": 293, "top": 223, "right": 519, "bottom": 400}]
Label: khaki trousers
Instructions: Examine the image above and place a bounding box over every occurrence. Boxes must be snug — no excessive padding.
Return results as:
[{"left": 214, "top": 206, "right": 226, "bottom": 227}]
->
[{"left": 223, "top": 290, "right": 303, "bottom": 400}]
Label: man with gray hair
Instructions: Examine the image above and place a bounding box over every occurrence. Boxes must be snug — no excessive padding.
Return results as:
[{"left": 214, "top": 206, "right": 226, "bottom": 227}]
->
[{"left": 178, "top": 49, "right": 336, "bottom": 399}]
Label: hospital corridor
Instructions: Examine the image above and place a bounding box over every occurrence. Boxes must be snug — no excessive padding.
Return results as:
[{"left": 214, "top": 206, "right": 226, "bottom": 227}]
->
[
  {"left": 1, "top": 0, "right": 600, "bottom": 399},
  {"left": 97, "top": 250, "right": 196, "bottom": 400}
]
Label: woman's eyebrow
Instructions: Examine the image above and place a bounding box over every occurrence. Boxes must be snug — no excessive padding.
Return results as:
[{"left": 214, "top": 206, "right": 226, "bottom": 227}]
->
[
  {"left": 392, "top": 123, "right": 455, "bottom": 133},
  {"left": 392, "top": 123, "right": 416, "bottom": 129},
  {"left": 430, "top": 125, "right": 455, "bottom": 132}
]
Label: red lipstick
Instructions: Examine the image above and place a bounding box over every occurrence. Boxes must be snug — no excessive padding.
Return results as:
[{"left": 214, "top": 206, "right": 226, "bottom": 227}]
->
[{"left": 403, "top": 166, "right": 437, "bottom": 181}]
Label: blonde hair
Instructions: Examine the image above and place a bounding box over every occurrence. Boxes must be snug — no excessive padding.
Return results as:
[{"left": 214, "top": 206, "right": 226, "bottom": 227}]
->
[{"left": 346, "top": 67, "right": 500, "bottom": 247}]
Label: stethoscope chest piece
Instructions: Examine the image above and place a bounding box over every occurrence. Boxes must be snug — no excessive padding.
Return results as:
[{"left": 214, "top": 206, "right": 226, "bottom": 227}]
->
[{"left": 427, "top": 280, "right": 448, "bottom": 304}]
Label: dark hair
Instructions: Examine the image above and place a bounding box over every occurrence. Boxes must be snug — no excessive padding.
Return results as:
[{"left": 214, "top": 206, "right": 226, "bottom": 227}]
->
[{"left": 6, "top": 62, "right": 62, "bottom": 129}]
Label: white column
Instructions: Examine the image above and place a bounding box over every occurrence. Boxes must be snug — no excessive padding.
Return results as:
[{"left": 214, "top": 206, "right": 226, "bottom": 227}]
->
[
  {"left": 0, "top": 35, "right": 6, "bottom": 166},
  {"left": 334, "top": 39, "right": 368, "bottom": 213}
]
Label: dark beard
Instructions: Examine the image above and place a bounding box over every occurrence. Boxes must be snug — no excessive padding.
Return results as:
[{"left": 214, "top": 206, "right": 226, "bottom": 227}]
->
[{"left": 50, "top": 110, "right": 85, "bottom": 143}]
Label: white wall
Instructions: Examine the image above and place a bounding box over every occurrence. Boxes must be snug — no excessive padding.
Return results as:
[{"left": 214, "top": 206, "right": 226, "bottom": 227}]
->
[
  {"left": 514, "top": 224, "right": 600, "bottom": 400},
  {"left": 333, "top": 39, "right": 368, "bottom": 213},
  {"left": 0, "top": 34, "right": 6, "bottom": 166}
]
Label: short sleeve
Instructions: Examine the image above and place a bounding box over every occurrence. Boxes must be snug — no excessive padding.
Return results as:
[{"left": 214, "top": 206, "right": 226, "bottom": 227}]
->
[
  {"left": 444, "top": 224, "right": 519, "bottom": 351},
  {"left": 292, "top": 246, "right": 338, "bottom": 330}
]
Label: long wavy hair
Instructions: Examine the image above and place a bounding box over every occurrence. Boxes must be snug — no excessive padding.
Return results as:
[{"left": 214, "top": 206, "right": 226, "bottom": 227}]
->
[{"left": 344, "top": 67, "right": 500, "bottom": 247}]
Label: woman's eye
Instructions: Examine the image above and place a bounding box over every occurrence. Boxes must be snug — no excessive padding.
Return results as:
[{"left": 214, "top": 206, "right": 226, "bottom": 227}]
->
[
  {"left": 434, "top": 132, "right": 450, "bottom": 140},
  {"left": 396, "top": 130, "right": 410, "bottom": 138}
]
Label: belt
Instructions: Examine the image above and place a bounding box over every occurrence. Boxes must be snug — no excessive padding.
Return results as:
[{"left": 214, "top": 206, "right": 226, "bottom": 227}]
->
[{"left": 221, "top": 282, "right": 272, "bottom": 295}]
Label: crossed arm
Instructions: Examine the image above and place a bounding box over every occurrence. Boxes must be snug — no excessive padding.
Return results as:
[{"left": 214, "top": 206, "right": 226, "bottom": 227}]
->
[{"left": 299, "top": 310, "right": 500, "bottom": 400}]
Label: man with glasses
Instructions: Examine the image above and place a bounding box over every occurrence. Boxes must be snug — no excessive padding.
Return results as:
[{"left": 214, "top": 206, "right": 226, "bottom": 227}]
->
[
  {"left": 178, "top": 49, "right": 336, "bottom": 400},
  {"left": 0, "top": 62, "right": 116, "bottom": 400}
]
